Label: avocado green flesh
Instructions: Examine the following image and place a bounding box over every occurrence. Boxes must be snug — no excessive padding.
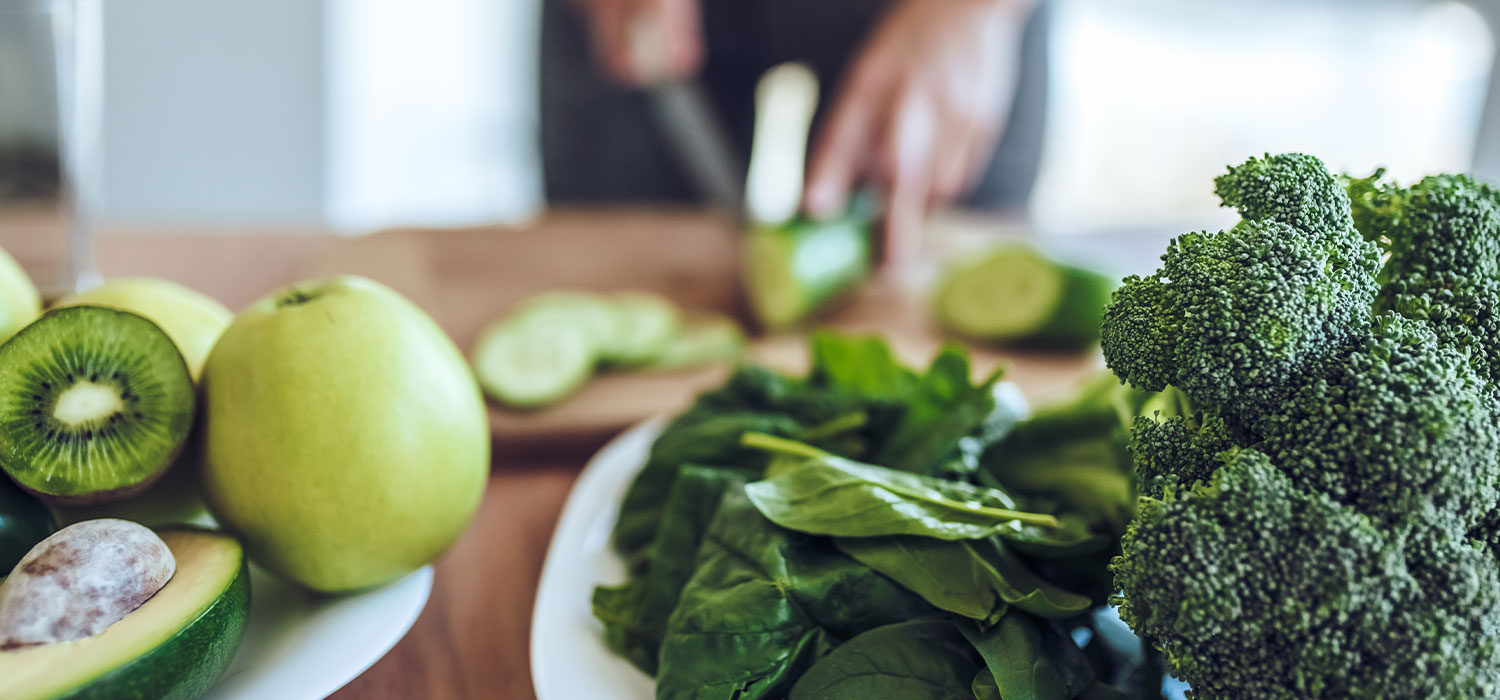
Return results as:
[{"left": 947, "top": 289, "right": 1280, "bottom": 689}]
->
[{"left": 0, "top": 529, "right": 249, "bottom": 700}]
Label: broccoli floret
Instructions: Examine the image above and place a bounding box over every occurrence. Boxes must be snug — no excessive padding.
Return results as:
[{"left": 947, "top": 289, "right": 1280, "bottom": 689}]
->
[
  {"left": 1255, "top": 313, "right": 1500, "bottom": 529},
  {"left": 1101, "top": 218, "right": 1378, "bottom": 422},
  {"left": 1130, "top": 409, "right": 1235, "bottom": 499},
  {"left": 1113, "top": 451, "right": 1500, "bottom": 699},
  {"left": 1105, "top": 153, "right": 1500, "bottom": 698}
]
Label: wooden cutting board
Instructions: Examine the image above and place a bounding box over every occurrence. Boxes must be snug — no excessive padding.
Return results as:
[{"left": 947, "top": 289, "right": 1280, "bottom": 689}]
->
[{"left": 67, "top": 209, "right": 1112, "bottom": 457}]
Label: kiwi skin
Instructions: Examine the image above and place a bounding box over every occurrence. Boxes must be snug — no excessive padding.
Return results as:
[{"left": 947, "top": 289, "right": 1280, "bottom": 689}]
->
[{"left": 0, "top": 306, "right": 196, "bottom": 506}]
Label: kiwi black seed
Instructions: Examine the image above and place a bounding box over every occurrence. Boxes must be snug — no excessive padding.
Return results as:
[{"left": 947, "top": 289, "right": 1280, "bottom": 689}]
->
[{"left": 0, "top": 305, "right": 194, "bottom": 504}]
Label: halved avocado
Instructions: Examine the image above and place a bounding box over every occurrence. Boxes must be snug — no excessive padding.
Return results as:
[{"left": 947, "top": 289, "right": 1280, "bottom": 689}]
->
[{"left": 0, "top": 527, "right": 249, "bottom": 700}]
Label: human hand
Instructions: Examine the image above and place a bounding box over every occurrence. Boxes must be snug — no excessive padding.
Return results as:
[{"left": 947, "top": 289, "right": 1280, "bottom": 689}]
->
[
  {"left": 571, "top": 0, "right": 704, "bottom": 86},
  {"left": 803, "top": 0, "right": 1033, "bottom": 264}
]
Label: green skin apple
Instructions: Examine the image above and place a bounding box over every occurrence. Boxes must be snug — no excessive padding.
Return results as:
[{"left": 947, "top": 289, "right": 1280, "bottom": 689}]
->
[
  {"left": 200, "top": 276, "right": 489, "bottom": 593},
  {"left": 0, "top": 246, "right": 41, "bottom": 342},
  {"left": 55, "top": 276, "right": 234, "bottom": 382}
]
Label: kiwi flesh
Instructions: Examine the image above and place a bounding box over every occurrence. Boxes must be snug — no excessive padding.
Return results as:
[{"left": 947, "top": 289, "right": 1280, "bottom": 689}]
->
[{"left": 0, "top": 306, "right": 195, "bottom": 505}]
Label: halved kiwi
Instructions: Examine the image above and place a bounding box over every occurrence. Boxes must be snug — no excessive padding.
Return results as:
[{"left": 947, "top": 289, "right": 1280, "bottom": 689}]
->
[{"left": 0, "top": 306, "right": 195, "bottom": 505}]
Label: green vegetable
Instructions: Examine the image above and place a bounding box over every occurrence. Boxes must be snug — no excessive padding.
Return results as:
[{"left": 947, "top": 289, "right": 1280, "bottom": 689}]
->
[
  {"left": 655, "top": 488, "right": 933, "bottom": 700},
  {"left": 934, "top": 244, "right": 1117, "bottom": 349},
  {"left": 471, "top": 321, "right": 595, "bottom": 408},
  {"left": 594, "top": 332, "right": 1143, "bottom": 698},
  {"left": 743, "top": 434, "right": 1060, "bottom": 538},
  {"left": 0, "top": 476, "right": 54, "bottom": 572},
  {"left": 603, "top": 292, "right": 681, "bottom": 366},
  {"left": 742, "top": 217, "right": 871, "bottom": 331},
  {"left": 1103, "top": 153, "right": 1500, "bottom": 698},
  {"left": 593, "top": 465, "right": 748, "bottom": 673},
  {"left": 962, "top": 614, "right": 1095, "bottom": 700},
  {"left": 647, "top": 312, "right": 745, "bottom": 370},
  {"left": 787, "top": 619, "right": 981, "bottom": 700},
  {"left": 835, "top": 536, "right": 1091, "bottom": 624}
]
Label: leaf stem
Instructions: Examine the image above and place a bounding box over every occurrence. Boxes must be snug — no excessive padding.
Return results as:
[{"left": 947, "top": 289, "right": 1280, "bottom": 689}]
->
[
  {"left": 797, "top": 411, "right": 869, "bottom": 441},
  {"left": 741, "top": 432, "right": 833, "bottom": 460}
]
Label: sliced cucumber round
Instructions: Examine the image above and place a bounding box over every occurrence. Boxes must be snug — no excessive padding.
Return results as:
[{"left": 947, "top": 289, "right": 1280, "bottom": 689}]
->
[
  {"left": 647, "top": 312, "right": 746, "bottom": 370},
  {"left": 473, "top": 322, "right": 596, "bottom": 409},
  {"left": 0, "top": 527, "right": 249, "bottom": 700},
  {"left": 742, "top": 218, "right": 871, "bottom": 331},
  {"left": 934, "top": 245, "right": 1117, "bottom": 350},
  {"left": 603, "top": 292, "right": 681, "bottom": 366},
  {"left": 506, "top": 291, "right": 618, "bottom": 357}
]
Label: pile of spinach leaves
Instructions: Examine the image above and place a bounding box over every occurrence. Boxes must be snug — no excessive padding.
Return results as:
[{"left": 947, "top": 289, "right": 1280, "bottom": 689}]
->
[{"left": 593, "top": 333, "right": 1164, "bottom": 699}]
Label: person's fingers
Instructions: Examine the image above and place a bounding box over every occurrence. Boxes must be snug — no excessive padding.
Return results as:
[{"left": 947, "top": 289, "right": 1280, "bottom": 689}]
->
[
  {"left": 804, "top": 63, "right": 886, "bottom": 220},
  {"left": 878, "top": 92, "right": 936, "bottom": 266},
  {"left": 588, "top": 3, "right": 639, "bottom": 84},
  {"left": 658, "top": 0, "right": 704, "bottom": 79},
  {"left": 929, "top": 104, "right": 978, "bottom": 208}
]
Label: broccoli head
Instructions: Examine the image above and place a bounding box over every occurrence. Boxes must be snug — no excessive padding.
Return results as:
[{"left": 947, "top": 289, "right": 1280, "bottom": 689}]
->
[
  {"left": 1105, "top": 153, "right": 1500, "bottom": 698},
  {"left": 1255, "top": 313, "right": 1500, "bottom": 529},
  {"left": 1101, "top": 217, "right": 1378, "bottom": 422},
  {"left": 1113, "top": 450, "right": 1500, "bottom": 699}
]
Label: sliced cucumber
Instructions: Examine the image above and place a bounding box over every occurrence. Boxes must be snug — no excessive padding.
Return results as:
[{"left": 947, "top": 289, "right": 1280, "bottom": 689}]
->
[
  {"left": 506, "top": 291, "right": 618, "bottom": 357},
  {"left": 603, "top": 292, "right": 681, "bottom": 366},
  {"left": 648, "top": 312, "right": 746, "bottom": 370},
  {"left": 473, "top": 322, "right": 596, "bottom": 409},
  {"left": 934, "top": 245, "right": 1117, "bottom": 350},
  {"left": 742, "top": 217, "right": 871, "bottom": 331}
]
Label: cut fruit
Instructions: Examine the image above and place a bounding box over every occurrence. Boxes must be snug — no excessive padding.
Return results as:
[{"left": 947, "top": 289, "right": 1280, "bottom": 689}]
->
[
  {"left": 0, "top": 527, "right": 249, "bottom": 700},
  {"left": 742, "top": 218, "right": 871, "bottom": 331},
  {"left": 934, "top": 245, "right": 1117, "bottom": 350},
  {"left": 603, "top": 292, "right": 681, "bottom": 366},
  {"left": 0, "top": 477, "right": 54, "bottom": 573},
  {"left": 473, "top": 322, "right": 596, "bottom": 409},
  {"left": 0, "top": 306, "right": 196, "bottom": 505},
  {"left": 648, "top": 312, "right": 746, "bottom": 370}
]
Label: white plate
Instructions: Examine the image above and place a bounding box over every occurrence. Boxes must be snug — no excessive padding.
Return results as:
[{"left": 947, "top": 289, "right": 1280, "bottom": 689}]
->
[
  {"left": 531, "top": 418, "right": 665, "bottom": 700},
  {"left": 207, "top": 563, "right": 432, "bottom": 700}
]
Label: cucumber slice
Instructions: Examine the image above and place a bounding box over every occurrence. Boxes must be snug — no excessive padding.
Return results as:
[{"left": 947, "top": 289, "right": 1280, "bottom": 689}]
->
[
  {"left": 506, "top": 291, "right": 618, "bottom": 357},
  {"left": 603, "top": 292, "right": 681, "bottom": 366},
  {"left": 934, "top": 245, "right": 1118, "bottom": 350},
  {"left": 742, "top": 217, "right": 871, "bottom": 331},
  {"left": 473, "top": 322, "right": 595, "bottom": 409},
  {"left": 648, "top": 312, "right": 746, "bottom": 370}
]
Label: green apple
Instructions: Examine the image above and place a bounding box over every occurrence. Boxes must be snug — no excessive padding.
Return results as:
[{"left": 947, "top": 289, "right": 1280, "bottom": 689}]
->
[
  {"left": 56, "top": 277, "right": 232, "bottom": 382},
  {"left": 0, "top": 245, "right": 40, "bottom": 342},
  {"left": 199, "top": 276, "right": 489, "bottom": 592}
]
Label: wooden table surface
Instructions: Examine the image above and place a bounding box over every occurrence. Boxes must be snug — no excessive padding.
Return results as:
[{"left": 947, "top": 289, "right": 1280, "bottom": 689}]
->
[{"left": 1, "top": 209, "right": 1129, "bottom": 699}]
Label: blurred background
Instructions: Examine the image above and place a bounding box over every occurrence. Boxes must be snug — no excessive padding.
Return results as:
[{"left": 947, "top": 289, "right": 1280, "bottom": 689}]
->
[{"left": 0, "top": 0, "right": 1493, "bottom": 237}]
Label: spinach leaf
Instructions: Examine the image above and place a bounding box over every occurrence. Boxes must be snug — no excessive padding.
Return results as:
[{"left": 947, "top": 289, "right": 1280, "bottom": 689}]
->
[
  {"left": 656, "top": 488, "right": 933, "bottom": 700},
  {"left": 834, "top": 536, "right": 1092, "bottom": 624},
  {"left": 808, "top": 333, "right": 1016, "bottom": 475},
  {"left": 807, "top": 332, "right": 916, "bottom": 399},
  {"left": 742, "top": 441, "right": 1060, "bottom": 540},
  {"left": 962, "top": 614, "right": 1097, "bottom": 700},
  {"left": 786, "top": 619, "right": 980, "bottom": 700},
  {"left": 973, "top": 669, "right": 1003, "bottom": 700},
  {"left": 614, "top": 411, "right": 795, "bottom": 571},
  {"left": 593, "top": 465, "right": 747, "bottom": 674}
]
